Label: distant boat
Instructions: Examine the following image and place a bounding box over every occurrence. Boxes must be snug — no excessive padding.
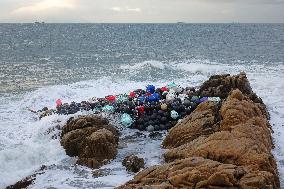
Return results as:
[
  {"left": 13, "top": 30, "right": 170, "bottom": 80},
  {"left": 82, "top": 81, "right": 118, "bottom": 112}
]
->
[
  {"left": 176, "top": 22, "right": 186, "bottom": 24},
  {"left": 34, "top": 22, "right": 45, "bottom": 25}
]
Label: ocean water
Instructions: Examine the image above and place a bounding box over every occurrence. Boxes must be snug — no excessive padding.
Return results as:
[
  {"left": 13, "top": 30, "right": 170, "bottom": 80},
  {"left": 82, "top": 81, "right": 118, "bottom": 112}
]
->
[{"left": 0, "top": 23, "right": 283, "bottom": 188}]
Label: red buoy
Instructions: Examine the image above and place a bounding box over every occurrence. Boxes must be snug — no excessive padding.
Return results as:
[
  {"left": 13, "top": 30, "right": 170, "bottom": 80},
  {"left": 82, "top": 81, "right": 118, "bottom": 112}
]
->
[
  {"left": 129, "top": 91, "right": 136, "bottom": 98},
  {"left": 137, "top": 106, "right": 145, "bottom": 114},
  {"left": 161, "top": 86, "right": 169, "bottom": 92},
  {"left": 56, "top": 99, "right": 62, "bottom": 107},
  {"left": 106, "top": 95, "right": 116, "bottom": 102}
]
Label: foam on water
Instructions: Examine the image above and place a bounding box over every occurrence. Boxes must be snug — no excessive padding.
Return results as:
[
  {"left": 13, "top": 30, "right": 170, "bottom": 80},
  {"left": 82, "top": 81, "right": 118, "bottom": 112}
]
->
[{"left": 0, "top": 60, "right": 283, "bottom": 188}]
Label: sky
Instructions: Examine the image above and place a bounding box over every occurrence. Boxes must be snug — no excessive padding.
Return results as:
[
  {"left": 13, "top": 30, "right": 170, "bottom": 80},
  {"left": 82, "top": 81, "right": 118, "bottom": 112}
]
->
[{"left": 0, "top": 0, "right": 284, "bottom": 23}]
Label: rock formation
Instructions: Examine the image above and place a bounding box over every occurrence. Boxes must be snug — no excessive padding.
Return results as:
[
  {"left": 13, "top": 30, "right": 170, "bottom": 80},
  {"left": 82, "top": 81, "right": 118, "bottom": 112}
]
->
[
  {"left": 117, "top": 157, "right": 277, "bottom": 189},
  {"left": 118, "top": 73, "right": 280, "bottom": 189},
  {"left": 61, "top": 115, "right": 119, "bottom": 169},
  {"left": 162, "top": 101, "right": 221, "bottom": 148},
  {"left": 197, "top": 72, "right": 266, "bottom": 109},
  {"left": 6, "top": 165, "right": 47, "bottom": 189},
  {"left": 122, "top": 155, "right": 145, "bottom": 173}
]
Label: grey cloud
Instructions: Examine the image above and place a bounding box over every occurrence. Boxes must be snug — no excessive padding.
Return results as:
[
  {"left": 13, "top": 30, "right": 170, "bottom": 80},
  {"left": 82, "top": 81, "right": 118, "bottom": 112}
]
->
[{"left": 0, "top": 0, "right": 283, "bottom": 23}]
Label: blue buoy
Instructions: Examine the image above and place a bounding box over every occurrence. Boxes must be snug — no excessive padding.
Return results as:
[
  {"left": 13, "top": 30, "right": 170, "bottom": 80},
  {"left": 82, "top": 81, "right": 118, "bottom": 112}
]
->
[{"left": 146, "top": 85, "right": 156, "bottom": 94}]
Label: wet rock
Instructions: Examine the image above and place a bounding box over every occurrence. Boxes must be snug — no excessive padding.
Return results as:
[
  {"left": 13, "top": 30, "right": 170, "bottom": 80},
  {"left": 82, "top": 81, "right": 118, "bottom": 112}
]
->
[
  {"left": 92, "top": 168, "right": 112, "bottom": 178},
  {"left": 121, "top": 132, "right": 146, "bottom": 142},
  {"left": 122, "top": 155, "right": 145, "bottom": 173},
  {"left": 6, "top": 165, "right": 47, "bottom": 189},
  {"left": 61, "top": 115, "right": 119, "bottom": 169},
  {"left": 6, "top": 176, "right": 35, "bottom": 189},
  {"left": 148, "top": 131, "right": 163, "bottom": 140}
]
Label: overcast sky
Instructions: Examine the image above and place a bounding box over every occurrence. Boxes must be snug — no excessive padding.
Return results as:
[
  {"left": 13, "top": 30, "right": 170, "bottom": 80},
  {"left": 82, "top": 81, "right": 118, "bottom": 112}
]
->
[{"left": 0, "top": 0, "right": 283, "bottom": 23}]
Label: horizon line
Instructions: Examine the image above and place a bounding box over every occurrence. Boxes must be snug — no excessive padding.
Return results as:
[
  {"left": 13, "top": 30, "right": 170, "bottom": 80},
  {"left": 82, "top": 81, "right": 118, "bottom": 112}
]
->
[{"left": 0, "top": 22, "right": 284, "bottom": 24}]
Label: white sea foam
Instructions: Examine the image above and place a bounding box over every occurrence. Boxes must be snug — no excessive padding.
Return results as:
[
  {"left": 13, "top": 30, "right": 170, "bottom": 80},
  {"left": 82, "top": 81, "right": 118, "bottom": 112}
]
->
[
  {"left": 0, "top": 60, "right": 283, "bottom": 188},
  {"left": 120, "top": 60, "right": 166, "bottom": 71}
]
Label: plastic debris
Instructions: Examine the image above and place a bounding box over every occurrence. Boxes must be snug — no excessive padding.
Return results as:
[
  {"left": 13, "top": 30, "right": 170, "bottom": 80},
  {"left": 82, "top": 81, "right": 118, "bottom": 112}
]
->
[
  {"left": 121, "top": 113, "right": 133, "bottom": 127},
  {"left": 116, "top": 94, "right": 128, "bottom": 104},
  {"left": 146, "top": 85, "right": 155, "bottom": 94},
  {"left": 56, "top": 99, "right": 62, "bottom": 107},
  {"left": 191, "top": 96, "right": 199, "bottom": 102},
  {"left": 199, "top": 97, "right": 208, "bottom": 103},
  {"left": 171, "top": 110, "right": 179, "bottom": 119},
  {"left": 106, "top": 95, "right": 116, "bottom": 102},
  {"left": 102, "top": 105, "right": 115, "bottom": 113},
  {"left": 129, "top": 91, "right": 136, "bottom": 98},
  {"left": 161, "top": 86, "right": 169, "bottom": 92},
  {"left": 208, "top": 97, "right": 221, "bottom": 102},
  {"left": 37, "top": 83, "right": 222, "bottom": 132},
  {"left": 167, "top": 82, "right": 177, "bottom": 89},
  {"left": 161, "top": 103, "right": 168, "bottom": 110},
  {"left": 166, "top": 92, "right": 176, "bottom": 101}
]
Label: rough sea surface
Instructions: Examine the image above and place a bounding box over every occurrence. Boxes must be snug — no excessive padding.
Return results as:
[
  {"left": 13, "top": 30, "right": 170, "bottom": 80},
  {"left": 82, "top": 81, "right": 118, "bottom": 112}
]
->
[{"left": 0, "top": 24, "right": 283, "bottom": 188}]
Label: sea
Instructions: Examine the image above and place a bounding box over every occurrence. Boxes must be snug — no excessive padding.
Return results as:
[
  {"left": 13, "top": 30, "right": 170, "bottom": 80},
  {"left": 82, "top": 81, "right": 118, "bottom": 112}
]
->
[{"left": 0, "top": 23, "right": 283, "bottom": 188}]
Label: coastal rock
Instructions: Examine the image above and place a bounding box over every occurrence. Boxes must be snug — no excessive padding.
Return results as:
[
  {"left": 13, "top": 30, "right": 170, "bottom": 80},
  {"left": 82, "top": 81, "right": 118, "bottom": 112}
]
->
[
  {"left": 118, "top": 87, "right": 280, "bottom": 188},
  {"left": 6, "top": 165, "right": 47, "bottom": 189},
  {"left": 197, "top": 72, "right": 265, "bottom": 107},
  {"left": 197, "top": 72, "right": 251, "bottom": 98},
  {"left": 117, "top": 157, "right": 276, "bottom": 189},
  {"left": 61, "top": 115, "right": 119, "bottom": 168},
  {"left": 163, "top": 89, "right": 278, "bottom": 185},
  {"left": 162, "top": 101, "right": 220, "bottom": 148},
  {"left": 122, "top": 155, "right": 145, "bottom": 173}
]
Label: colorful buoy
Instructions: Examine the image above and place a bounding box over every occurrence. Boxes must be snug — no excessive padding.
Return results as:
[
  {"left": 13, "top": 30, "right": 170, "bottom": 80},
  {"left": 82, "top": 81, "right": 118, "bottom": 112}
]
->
[
  {"left": 56, "top": 99, "right": 62, "bottom": 107},
  {"left": 171, "top": 110, "right": 179, "bottom": 119},
  {"left": 121, "top": 113, "right": 133, "bottom": 127}
]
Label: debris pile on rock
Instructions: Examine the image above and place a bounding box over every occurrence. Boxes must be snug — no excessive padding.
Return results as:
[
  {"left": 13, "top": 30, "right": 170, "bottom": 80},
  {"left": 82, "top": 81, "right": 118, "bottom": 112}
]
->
[{"left": 37, "top": 82, "right": 221, "bottom": 131}]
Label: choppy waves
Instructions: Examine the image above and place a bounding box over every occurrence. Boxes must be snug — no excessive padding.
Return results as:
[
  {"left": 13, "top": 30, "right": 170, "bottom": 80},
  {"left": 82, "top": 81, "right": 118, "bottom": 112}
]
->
[{"left": 0, "top": 60, "right": 283, "bottom": 188}]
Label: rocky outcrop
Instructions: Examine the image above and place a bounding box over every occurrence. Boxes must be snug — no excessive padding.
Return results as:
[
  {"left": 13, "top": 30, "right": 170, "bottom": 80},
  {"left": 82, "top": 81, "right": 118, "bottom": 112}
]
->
[
  {"left": 197, "top": 72, "right": 266, "bottom": 109},
  {"left": 117, "top": 157, "right": 277, "bottom": 189},
  {"left": 6, "top": 165, "right": 47, "bottom": 189},
  {"left": 118, "top": 74, "right": 280, "bottom": 189},
  {"left": 122, "top": 155, "right": 145, "bottom": 173},
  {"left": 162, "top": 101, "right": 221, "bottom": 148},
  {"left": 61, "top": 115, "right": 119, "bottom": 169}
]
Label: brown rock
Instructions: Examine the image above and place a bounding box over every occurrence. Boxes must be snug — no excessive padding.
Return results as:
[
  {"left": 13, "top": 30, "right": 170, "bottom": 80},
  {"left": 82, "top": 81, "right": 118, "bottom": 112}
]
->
[
  {"left": 163, "top": 89, "right": 278, "bottom": 186},
  {"left": 162, "top": 101, "right": 220, "bottom": 149},
  {"left": 197, "top": 72, "right": 252, "bottom": 98},
  {"left": 118, "top": 85, "right": 280, "bottom": 188},
  {"left": 117, "top": 157, "right": 276, "bottom": 189},
  {"left": 197, "top": 72, "right": 266, "bottom": 110},
  {"left": 61, "top": 115, "right": 119, "bottom": 168},
  {"left": 122, "top": 155, "right": 145, "bottom": 173}
]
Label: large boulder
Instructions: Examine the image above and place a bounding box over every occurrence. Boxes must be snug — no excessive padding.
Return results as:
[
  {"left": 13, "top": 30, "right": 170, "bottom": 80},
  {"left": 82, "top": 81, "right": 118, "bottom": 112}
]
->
[
  {"left": 164, "top": 90, "right": 278, "bottom": 185},
  {"left": 61, "top": 115, "right": 119, "bottom": 168}
]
